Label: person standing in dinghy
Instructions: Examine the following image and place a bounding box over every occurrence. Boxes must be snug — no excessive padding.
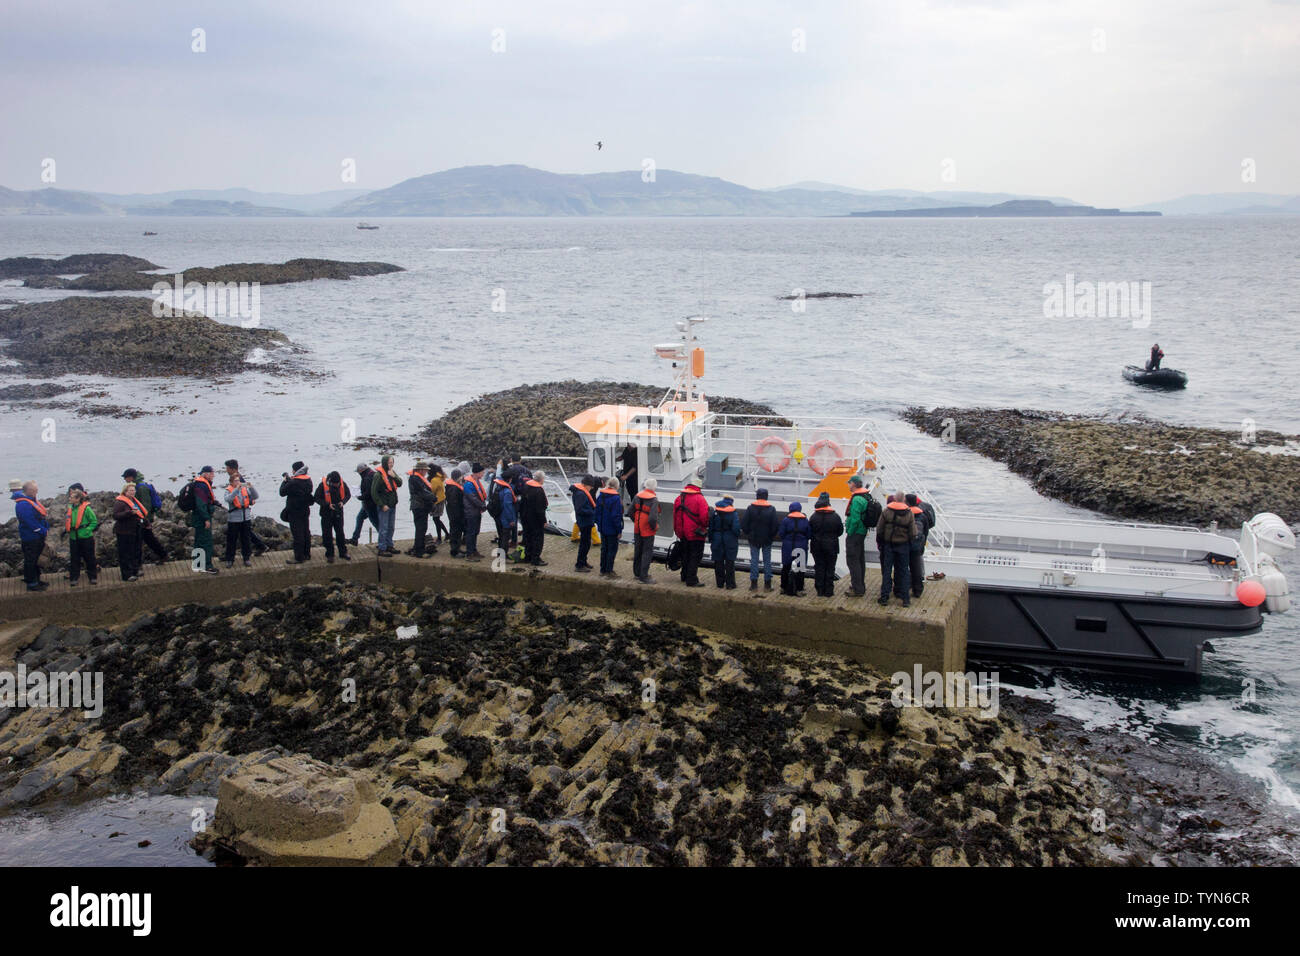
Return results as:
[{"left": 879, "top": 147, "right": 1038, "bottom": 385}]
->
[{"left": 1146, "top": 343, "right": 1164, "bottom": 371}]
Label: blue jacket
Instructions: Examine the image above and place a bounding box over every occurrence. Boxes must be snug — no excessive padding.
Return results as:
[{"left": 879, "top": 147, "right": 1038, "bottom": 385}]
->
[
  {"left": 492, "top": 480, "right": 517, "bottom": 526},
  {"left": 778, "top": 511, "right": 811, "bottom": 565},
  {"left": 595, "top": 489, "right": 624, "bottom": 538},
  {"left": 571, "top": 483, "right": 597, "bottom": 529},
  {"left": 13, "top": 491, "right": 49, "bottom": 541},
  {"left": 462, "top": 475, "right": 488, "bottom": 522},
  {"left": 740, "top": 500, "right": 780, "bottom": 547},
  {"left": 709, "top": 499, "right": 741, "bottom": 561}
]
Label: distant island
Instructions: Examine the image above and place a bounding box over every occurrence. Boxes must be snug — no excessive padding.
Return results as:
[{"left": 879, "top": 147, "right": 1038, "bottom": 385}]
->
[
  {"left": 5, "top": 169, "right": 1295, "bottom": 217},
  {"left": 850, "top": 199, "right": 1160, "bottom": 218}
]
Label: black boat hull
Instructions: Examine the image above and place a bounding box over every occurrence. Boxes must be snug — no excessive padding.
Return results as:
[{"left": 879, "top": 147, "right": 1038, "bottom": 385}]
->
[
  {"left": 966, "top": 584, "right": 1262, "bottom": 680},
  {"left": 1123, "top": 365, "right": 1188, "bottom": 389}
]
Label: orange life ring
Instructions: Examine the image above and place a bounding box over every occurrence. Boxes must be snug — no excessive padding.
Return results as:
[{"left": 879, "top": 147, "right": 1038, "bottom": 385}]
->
[
  {"left": 756, "top": 436, "right": 792, "bottom": 473},
  {"left": 807, "top": 439, "right": 844, "bottom": 476}
]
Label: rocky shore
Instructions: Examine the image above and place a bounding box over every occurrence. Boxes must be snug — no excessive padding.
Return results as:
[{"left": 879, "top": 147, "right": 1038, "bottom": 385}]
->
[
  {"left": 0, "top": 297, "right": 295, "bottom": 377},
  {"left": 0, "top": 488, "right": 296, "bottom": 577},
  {"left": 903, "top": 407, "right": 1300, "bottom": 526},
  {"left": 1, "top": 582, "right": 1123, "bottom": 865},
  {"left": 16, "top": 257, "right": 403, "bottom": 292},
  {"left": 0, "top": 254, "right": 158, "bottom": 280},
  {"left": 366, "top": 380, "right": 792, "bottom": 464}
]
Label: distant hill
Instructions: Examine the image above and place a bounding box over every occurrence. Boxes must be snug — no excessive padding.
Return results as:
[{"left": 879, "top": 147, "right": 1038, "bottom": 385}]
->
[
  {"left": 0, "top": 187, "right": 122, "bottom": 216},
  {"left": 330, "top": 165, "right": 970, "bottom": 217},
  {"left": 121, "top": 199, "right": 307, "bottom": 217},
  {"left": 765, "top": 181, "right": 1083, "bottom": 206},
  {"left": 1130, "top": 192, "right": 1300, "bottom": 216},
  {"left": 851, "top": 199, "right": 1159, "bottom": 218},
  {"left": 94, "top": 187, "right": 368, "bottom": 213}
]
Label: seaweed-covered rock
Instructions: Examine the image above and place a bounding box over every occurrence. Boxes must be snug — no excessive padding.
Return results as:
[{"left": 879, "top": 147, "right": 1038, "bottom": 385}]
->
[
  {"left": 18, "top": 258, "right": 403, "bottom": 291},
  {"left": 903, "top": 406, "right": 1300, "bottom": 526},
  {"left": 0, "top": 254, "right": 159, "bottom": 280}
]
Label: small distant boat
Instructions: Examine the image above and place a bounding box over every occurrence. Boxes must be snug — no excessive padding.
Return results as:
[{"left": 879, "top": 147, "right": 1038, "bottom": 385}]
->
[
  {"left": 356, "top": 222, "right": 379, "bottom": 230},
  {"left": 142, "top": 231, "right": 157, "bottom": 236},
  {"left": 1123, "top": 365, "right": 1188, "bottom": 389}
]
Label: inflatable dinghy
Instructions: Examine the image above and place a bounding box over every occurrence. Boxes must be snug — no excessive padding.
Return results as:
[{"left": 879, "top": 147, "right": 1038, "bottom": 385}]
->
[{"left": 1124, "top": 365, "right": 1187, "bottom": 389}]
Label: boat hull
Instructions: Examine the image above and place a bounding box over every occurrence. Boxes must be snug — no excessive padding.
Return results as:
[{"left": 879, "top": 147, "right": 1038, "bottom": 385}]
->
[
  {"left": 1123, "top": 365, "right": 1188, "bottom": 389},
  {"left": 965, "top": 583, "right": 1262, "bottom": 680}
]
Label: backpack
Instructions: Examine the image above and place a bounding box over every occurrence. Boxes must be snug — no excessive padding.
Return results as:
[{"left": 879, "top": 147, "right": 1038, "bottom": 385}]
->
[
  {"left": 138, "top": 481, "right": 162, "bottom": 511},
  {"left": 666, "top": 539, "right": 683, "bottom": 571},
  {"left": 487, "top": 482, "right": 504, "bottom": 519},
  {"left": 177, "top": 480, "right": 197, "bottom": 513}
]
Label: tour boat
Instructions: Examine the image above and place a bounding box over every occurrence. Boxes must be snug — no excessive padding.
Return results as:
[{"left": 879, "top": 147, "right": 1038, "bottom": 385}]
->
[{"left": 528, "top": 318, "right": 1293, "bottom": 680}]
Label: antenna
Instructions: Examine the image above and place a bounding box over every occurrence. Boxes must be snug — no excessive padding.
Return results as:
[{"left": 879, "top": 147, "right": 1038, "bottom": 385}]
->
[{"left": 656, "top": 316, "right": 709, "bottom": 410}]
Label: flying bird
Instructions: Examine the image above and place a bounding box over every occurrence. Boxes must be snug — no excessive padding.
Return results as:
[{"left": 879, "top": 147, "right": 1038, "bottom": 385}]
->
[{"left": 595, "top": 141, "right": 603, "bottom": 151}]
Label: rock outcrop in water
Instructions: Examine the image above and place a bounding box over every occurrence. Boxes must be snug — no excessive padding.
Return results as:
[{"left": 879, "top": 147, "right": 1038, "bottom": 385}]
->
[
  {"left": 0, "top": 254, "right": 159, "bottom": 280},
  {"left": 366, "top": 381, "right": 792, "bottom": 464},
  {"left": 0, "top": 488, "right": 297, "bottom": 577},
  {"left": 903, "top": 407, "right": 1300, "bottom": 526},
  {"left": 0, "top": 297, "right": 293, "bottom": 377},
  {"left": 18, "top": 258, "right": 403, "bottom": 291},
  {"left": 0, "top": 583, "right": 1116, "bottom": 865}
]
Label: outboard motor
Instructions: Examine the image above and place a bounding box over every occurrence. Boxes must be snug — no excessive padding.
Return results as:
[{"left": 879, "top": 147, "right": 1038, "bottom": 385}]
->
[{"left": 1242, "top": 513, "right": 1294, "bottom": 613}]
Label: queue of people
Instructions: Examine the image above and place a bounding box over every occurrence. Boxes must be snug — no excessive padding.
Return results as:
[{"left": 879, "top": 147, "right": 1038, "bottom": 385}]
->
[{"left": 13, "top": 455, "right": 934, "bottom": 606}]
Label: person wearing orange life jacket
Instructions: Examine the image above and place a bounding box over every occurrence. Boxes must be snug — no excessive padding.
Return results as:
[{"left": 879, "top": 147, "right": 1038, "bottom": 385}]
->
[
  {"left": 406, "top": 462, "right": 438, "bottom": 558},
  {"left": 279, "top": 461, "right": 315, "bottom": 563},
  {"left": 489, "top": 463, "right": 519, "bottom": 559},
  {"left": 876, "top": 490, "right": 916, "bottom": 606},
  {"left": 709, "top": 495, "right": 742, "bottom": 589},
  {"left": 808, "top": 491, "right": 845, "bottom": 597},
  {"left": 461, "top": 463, "right": 488, "bottom": 561},
  {"left": 11, "top": 479, "right": 49, "bottom": 591},
  {"left": 64, "top": 487, "right": 99, "bottom": 587},
  {"left": 368, "top": 454, "right": 403, "bottom": 556},
  {"left": 314, "top": 471, "right": 353, "bottom": 564},
  {"left": 672, "top": 482, "right": 710, "bottom": 588},
  {"left": 428, "top": 464, "right": 448, "bottom": 545},
  {"left": 570, "top": 474, "right": 599, "bottom": 572},
  {"left": 777, "top": 501, "right": 811, "bottom": 597},
  {"left": 225, "top": 460, "right": 269, "bottom": 557},
  {"left": 191, "top": 466, "right": 220, "bottom": 574},
  {"left": 223, "top": 469, "right": 260, "bottom": 568},
  {"left": 904, "top": 493, "right": 930, "bottom": 599},
  {"left": 444, "top": 469, "right": 466, "bottom": 557},
  {"left": 519, "top": 469, "right": 549, "bottom": 566},
  {"left": 595, "top": 477, "right": 624, "bottom": 576},
  {"left": 843, "top": 476, "right": 881, "bottom": 598},
  {"left": 741, "top": 488, "right": 780, "bottom": 592},
  {"left": 112, "top": 483, "right": 148, "bottom": 582},
  {"left": 631, "top": 478, "right": 659, "bottom": 584}
]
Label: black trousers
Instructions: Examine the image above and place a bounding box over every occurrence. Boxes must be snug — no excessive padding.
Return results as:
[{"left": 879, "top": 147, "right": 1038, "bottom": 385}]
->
[
  {"left": 448, "top": 514, "right": 464, "bottom": 556},
  {"left": 225, "top": 521, "right": 253, "bottom": 562},
  {"left": 599, "top": 537, "right": 619, "bottom": 573},
  {"left": 845, "top": 534, "right": 866, "bottom": 594},
  {"left": 812, "top": 543, "right": 838, "bottom": 596},
  {"left": 680, "top": 539, "right": 705, "bottom": 584},
  {"left": 633, "top": 535, "right": 654, "bottom": 578},
  {"left": 522, "top": 519, "right": 545, "bottom": 563},
  {"left": 21, "top": 537, "right": 44, "bottom": 586},
  {"left": 116, "top": 532, "right": 140, "bottom": 581},
  {"left": 412, "top": 509, "right": 431, "bottom": 555},
  {"left": 137, "top": 523, "right": 167, "bottom": 564},
  {"left": 432, "top": 504, "right": 447, "bottom": 542},
  {"left": 909, "top": 544, "right": 926, "bottom": 597},
  {"left": 781, "top": 565, "right": 805, "bottom": 595},
  {"left": 496, "top": 519, "right": 517, "bottom": 553},
  {"left": 288, "top": 513, "right": 311, "bottom": 560},
  {"left": 576, "top": 525, "right": 593, "bottom": 567},
  {"left": 880, "top": 542, "right": 911, "bottom": 599},
  {"left": 713, "top": 555, "right": 736, "bottom": 588},
  {"left": 463, "top": 512, "right": 482, "bottom": 555},
  {"left": 69, "top": 537, "right": 97, "bottom": 581},
  {"left": 321, "top": 508, "right": 348, "bottom": 558}
]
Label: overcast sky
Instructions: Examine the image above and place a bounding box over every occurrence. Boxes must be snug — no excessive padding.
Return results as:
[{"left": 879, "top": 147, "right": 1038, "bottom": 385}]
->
[{"left": 3, "top": 0, "right": 1297, "bottom": 206}]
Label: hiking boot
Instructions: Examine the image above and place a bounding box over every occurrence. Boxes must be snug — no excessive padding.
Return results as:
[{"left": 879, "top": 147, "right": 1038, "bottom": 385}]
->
[
  {"left": 89, "top": 578, "right": 98, "bottom": 586},
  {"left": 637, "top": 575, "right": 654, "bottom": 584},
  {"left": 749, "top": 580, "right": 757, "bottom": 591},
  {"left": 531, "top": 559, "right": 548, "bottom": 567},
  {"left": 764, "top": 580, "right": 772, "bottom": 591},
  {"left": 327, "top": 555, "right": 335, "bottom": 564},
  {"left": 687, "top": 581, "right": 705, "bottom": 588},
  {"left": 224, "top": 561, "right": 234, "bottom": 569},
  {"left": 340, "top": 554, "right": 351, "bottom": 561},
  {"left": 877, "top": 597, "right": 889, "bottom": 606},
  {"left": 69, "top": 579, "right": 78, "bottom": 588},
  {"left": 574, "top": 565, "right": 591, "bottom": 573},
  {"left": 243, "top": 559, "right": 252, "bottom": 567}
]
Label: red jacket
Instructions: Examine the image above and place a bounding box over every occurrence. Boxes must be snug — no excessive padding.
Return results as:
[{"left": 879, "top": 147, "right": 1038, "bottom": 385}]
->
[{"left": 672, "top": 485, "right": 710, "bottom": 541}]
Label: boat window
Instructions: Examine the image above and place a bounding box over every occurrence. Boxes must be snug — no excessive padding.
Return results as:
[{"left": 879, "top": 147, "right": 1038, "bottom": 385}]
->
[
  {"left": 647, "top": 444, "right": 667, "bottom": 474},
  {"left": 589, "top": 443, "right": 611, "bottom": 476}
]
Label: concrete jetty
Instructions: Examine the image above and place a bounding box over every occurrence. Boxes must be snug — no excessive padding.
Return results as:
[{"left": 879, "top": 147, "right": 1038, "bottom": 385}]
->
[{"left": 0, "top": 536, "right": 967, "bottom": 675}]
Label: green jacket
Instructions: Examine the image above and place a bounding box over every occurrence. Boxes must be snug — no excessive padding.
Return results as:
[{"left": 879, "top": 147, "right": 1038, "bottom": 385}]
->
[
  {"left": 66, "top": 503, "right": 98, "bottom": 540},
  {"left": 369, "top": 466, "right": 402, "bottom": 509},
  {"left": 191, "top": 478, "right": 216, "bottom": 528},
  {"left": 845, "top": 491, "right": 876, "bottom": 537}
]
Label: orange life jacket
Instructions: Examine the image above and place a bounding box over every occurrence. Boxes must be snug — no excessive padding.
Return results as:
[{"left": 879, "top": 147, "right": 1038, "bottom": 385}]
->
[
  {"left": 814, "top": 506, "right": 835, "bottom": 512},
  {"left": 227, "top": 483, "right": 252, "bottom": 510},
  {"left": 572, "top": 483, "right": 596, "bottom": 508},
  {"left": 493, "top": 478, "right": 513, "bottom": 496},
  {"left": 716, "top": 504, "right": 736, "bottom": 513},
  {"left": 194, "top": 474, "right": 215, "bottom": 505},
  {"left": 16, "top": 495, "right": 47, "bottom": 518},
  {"left": 65, "top": 502, "right": 90, "bottom": 532},
  {"left": 632, "top": 490, "right": 658, "bottom": 536},
  {"left": 466, "top": 476, "right": 486, "bottom": 501},
  {"left": 116, "top": 494, "right": 147, "bottom": 520},
  {"left": 408, "top": 471, "right": 433, "bottom": 493},
  {"left": 845, "top": 487, "right": 870, "bottom": 515},
  {"left": 524, "top": 479, "right": 543, "bottom": 488},
  {"left": 322, "top": 480, "right": 345, "bottom": 506},
  {"left": 374, "top": 467, "right": 395, "bottom": 493},
  {"left": 446, "top": 479, "right": 463, "bottom": 492},
  {"left": 750, "top": 499, "right": 773, "bottom": 506}
]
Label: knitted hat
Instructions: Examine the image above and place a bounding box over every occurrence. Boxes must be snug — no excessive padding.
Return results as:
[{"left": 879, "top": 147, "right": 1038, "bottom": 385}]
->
[
  {"left": 756, "top": 488, "right": 769, "bottom": 499},
  {"left": 292, "top": 460, "right": 305, "bottom": 472},
  {"left": 788, "top": 501, "right": 802, "bottom": 512},
  {"left": 816, "top": 492, "right": 831, "bottom": 507}
]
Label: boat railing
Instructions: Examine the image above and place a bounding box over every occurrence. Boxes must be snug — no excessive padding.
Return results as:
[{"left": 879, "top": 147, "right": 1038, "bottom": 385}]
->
[
  {"left": 521, "top": 456, "right": 586, "bottom": 507},
  {"left": 942, "top": 510, "right": 1209, "bottom": 536}
]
